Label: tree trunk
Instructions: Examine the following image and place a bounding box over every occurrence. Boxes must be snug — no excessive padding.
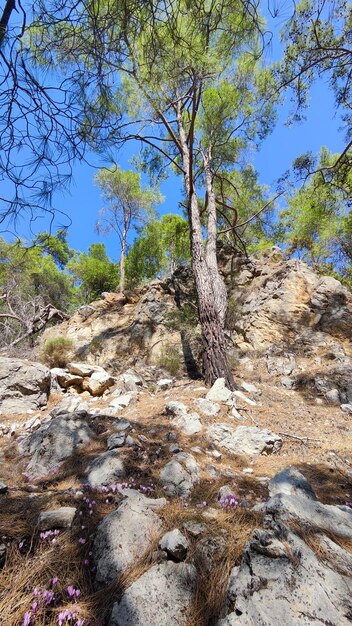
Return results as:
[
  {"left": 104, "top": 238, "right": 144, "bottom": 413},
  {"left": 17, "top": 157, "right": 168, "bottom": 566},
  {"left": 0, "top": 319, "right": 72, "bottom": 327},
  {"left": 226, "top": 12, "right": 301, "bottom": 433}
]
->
[
  {"left": 119, "top": 226, "right": 127, "bottom": 293},
  {"left": 176, "top": 105, "right": 234, "bottom": 389}
]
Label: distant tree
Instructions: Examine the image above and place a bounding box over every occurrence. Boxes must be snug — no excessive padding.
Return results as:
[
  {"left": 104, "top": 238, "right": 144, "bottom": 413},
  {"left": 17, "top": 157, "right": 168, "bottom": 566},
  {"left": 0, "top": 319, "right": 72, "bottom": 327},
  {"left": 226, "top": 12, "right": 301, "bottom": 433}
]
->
[
  {"left": 94, "top": 167, "right": 161, "bottom": 293},
  {"left": 278, "top": 147, "right": 352, "bottom": 284},
  {"left": 69, "top": 243, "right": 118, "bottom": 302},
  {"left": 33, "top": 229, "right": 74, "bottom": 269},
  {"left": 125, "top": 214, "right": 190, "bottom": 286},
  {"left": 0, "top": 237, "right": 74, "bottom": 349}
]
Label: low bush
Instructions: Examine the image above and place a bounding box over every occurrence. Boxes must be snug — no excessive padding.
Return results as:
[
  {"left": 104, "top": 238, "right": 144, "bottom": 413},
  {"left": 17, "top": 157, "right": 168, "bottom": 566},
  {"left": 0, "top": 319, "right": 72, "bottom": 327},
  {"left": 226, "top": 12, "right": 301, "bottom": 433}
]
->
[
  {"left": 157, "top": 344, "right": 181, "bottom": 376},
  {"left": 41, "top": 336, "right": 74, "bottom": 368}
]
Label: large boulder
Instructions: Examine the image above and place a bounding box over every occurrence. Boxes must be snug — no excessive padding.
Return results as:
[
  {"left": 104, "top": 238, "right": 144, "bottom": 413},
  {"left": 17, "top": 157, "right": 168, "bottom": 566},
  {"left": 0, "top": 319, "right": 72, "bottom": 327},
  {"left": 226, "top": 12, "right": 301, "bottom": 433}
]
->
[
  {"left": 207, "top": 424, "right": 282, "bottom": 456},
  {"left": 93, "top": 491, "right": 166, "bottom": 585},
  {"left": 109, "top": 562, "right": 196, "bottom": 626},
  {"left": 85, "top": 451, "right": 124, "bottom": 488},
  {"left": 218, "top": 468, "right": 352, "bottom": 626},
  {"left": 19, "top": 414, "right": 93, "bottom": 477},
  {"left": 0, "top": 358, "right": 51, "bottom": 414}
]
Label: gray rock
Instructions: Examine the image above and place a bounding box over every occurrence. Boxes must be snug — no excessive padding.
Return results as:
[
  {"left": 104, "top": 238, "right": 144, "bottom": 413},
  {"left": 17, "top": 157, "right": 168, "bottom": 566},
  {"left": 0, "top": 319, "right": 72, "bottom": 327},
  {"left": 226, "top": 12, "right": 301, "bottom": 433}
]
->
[
  {"left": 86, "top": 451, "right": 124, "bottom": 488},
  {"left": 159, "top": 528, "right": 189, "bottom": 561},
  {"left": 38, "top": 506, "right": 77, "bottom": 530},
  {"left": 50, "top": 368, "right": 83, "bottom": 389},
  {"left": 194, "top": 398, "right": 221, "bottom": 415},
  {"left": 326, "top": 388, "right": 341, "bottom": 404},
  {"left": 113, "top": 419, "right": 131, "bottom": 431},
  {"left": 157, "top": 378, "right": 174, "bottom": 390},
  {"left": 341, "top": 404, "right": 352, "bottom": 414},
  {"left": 268, "top": 467, "right": 317, "bottom": 500},
  {"left": 160, "top": 452, "right": 199, "bottom": 496},
  {"left": 0, "top": 358, "right": 51, "bottom": 414},
  {"left": 109, "top": 394, "right": 133, "bottom": 409},
  {"left": 206, "top": 378, "right": 233, "bottom": 403},
  {"left": 241, "top": 382, "right": 260, "bottom": 394},
  {"left": 107, "top": 433, "right": 126, "bottom": 449},
  {"left": 265, "top": 492, "right": 352, "bottom": 539},
  {"left": 165, "top": 401, "right": 202, "bottom": 435},
  {"left": 207, "top": 424, "right": 282, "bottom": 456},
  {"left": 93, "top": 492, "right": 165, "bottom": 585},
  {"left": 67, "top": 362, "right": 102, "bottom": 377},
  {"left": 218, "top": 527, "right": 352, "bottom": 626},
  {"left": 266, "top": 352, "right": 297, "bottom": 376},
  {"left": 232, "top": 390, "right": 256, "bottom": 406},
  {"left": 0, "top": 481, "right": 8, "bottom": 494},
  {"left": 50, "top": 395, "right": 88, "bottom": 418},
  {"left": 82, "top": 370, "right": 115, "bottom": 396},
  {"left": 109, "top": 562, "right": 196, "bottom": 626},
  {"left": 21, "top": 416, "right": 93, "bottom": 477}
]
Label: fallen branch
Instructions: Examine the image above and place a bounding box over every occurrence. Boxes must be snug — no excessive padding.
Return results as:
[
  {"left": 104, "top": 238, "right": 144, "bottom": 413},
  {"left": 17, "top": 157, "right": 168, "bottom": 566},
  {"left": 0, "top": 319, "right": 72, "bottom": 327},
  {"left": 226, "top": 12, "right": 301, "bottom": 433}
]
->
[{"left": 278, "top": 431, "right": 321, "bottom": 443}]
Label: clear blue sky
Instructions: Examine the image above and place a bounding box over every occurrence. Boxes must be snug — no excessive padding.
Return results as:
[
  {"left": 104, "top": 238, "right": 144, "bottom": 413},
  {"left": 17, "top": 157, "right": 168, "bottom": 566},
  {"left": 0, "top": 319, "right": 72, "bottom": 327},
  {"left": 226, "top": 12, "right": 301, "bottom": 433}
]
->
[{"left": 1, "top": 6, "right": 346, "bottom": 261}]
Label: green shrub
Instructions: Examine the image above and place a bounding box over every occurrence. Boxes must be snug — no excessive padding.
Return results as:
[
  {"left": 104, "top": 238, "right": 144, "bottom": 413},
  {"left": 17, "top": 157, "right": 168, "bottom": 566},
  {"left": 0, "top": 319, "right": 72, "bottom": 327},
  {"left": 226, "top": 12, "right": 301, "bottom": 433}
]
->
[
  {"left": 41, "top": 336, "right": 74, "bottom": 368},
  {"left": 157, "top": 344, "right": 181, "bottom": 376}
]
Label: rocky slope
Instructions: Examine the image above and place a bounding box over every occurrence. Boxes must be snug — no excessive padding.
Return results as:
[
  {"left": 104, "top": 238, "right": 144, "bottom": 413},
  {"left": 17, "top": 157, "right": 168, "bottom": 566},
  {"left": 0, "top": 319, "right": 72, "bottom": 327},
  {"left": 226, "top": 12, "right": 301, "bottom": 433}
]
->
[{"left": 0, "top": 250, "right": 351, "bottom": 626}]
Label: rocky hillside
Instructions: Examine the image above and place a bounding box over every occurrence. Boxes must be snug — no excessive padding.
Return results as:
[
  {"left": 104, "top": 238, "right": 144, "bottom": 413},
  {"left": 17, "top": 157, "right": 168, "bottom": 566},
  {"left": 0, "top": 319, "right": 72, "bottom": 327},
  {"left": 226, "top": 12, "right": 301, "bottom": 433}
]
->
[{"left": 0, "top": 250, "right": 351, "bottom": 626}]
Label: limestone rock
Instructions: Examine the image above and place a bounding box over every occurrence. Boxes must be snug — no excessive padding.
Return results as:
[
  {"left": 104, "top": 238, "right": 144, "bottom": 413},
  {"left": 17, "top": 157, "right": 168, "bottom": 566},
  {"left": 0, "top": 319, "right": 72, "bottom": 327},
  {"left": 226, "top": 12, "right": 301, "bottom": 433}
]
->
[
  {"left": 109, "top": 394, "right": 133, "bottom": 410},
  {"left": 206, "top": 378, "right": 233, "bottom": 403},
  {"left": 51, "top": 368, "right": 83, "bottom": 389},
  {"left": 268, "top": 467, "right": 317, "bottom": 500},
  {"left": 159, "top": 528, "right": 189, "bottom": 561},
  {"left": 265, "top": 492, "right": 352, "bottom": 539},
  {"left": 107, "top": 433, "right": 127, "bottom": 449},
  {"left": 82, "top": 370, "right": 115, "bottom": 396},
  {"left": 341, "top": 404, "right": 352, "bottom": 414},
  {"left": 218, "top": 528, "right": 352, "bottom": 626},
  {"left": 86, "top": 451, "right": 124, "bottom": 488},
  {"left": 21, "top": 415, "right": 93, "bottom": 477},
  {"left": 0, "top": 358, "right": 50, "bottom": 414},
  {"left": 194, "top": 398, "right": 221, "bottom": 415},
  {"left": 38, "top": 507, "right": 77, "bottom": 530},
  {"left": 160, "top": 452, "right": 199, "bottom": 496},
  {"left": 207, "top": 424, "right": 282, "bottom": 456},
  {"left": 109, "top": 562, "right": 196, "bottom": 626},
  {"left": 67, "top": 362, "right": 103, "bottom": 376},
  {"left": 165, "top": 401, "right": 202, "bottom": 435},
  {"left": 50, "top": 395, "right": 88, "bottom": 418},
  {"left": 93, "top": 492, "right": 165, "bottom": 585}
]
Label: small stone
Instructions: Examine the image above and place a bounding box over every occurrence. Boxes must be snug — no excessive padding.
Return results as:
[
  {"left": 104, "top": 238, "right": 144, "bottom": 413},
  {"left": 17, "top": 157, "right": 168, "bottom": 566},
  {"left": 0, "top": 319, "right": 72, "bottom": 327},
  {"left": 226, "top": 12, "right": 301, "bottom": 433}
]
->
[
  {"left": 183, "top": 521, "right": 207, "bottom": 537},
  {"left": 233, "top": 390, "right": 257, "bottom": 406},
  {"left": 206, "top": 378, "right": 232, "bottom": 403},
  {"left": 107, "top": 433, "right": 126, "bottom": 449},
  {"left": 202, "top": 507, "right": 219, "bottom": 520},
  {"left": 0, "top": 482, "right": 8, "bottom": 494},
  {"left": 166, "top": 432, "right": 177, "bottom": 442},
  {"left": 38, "top": 506, "right": 77, "bottom": 530},
  {"left": 194, "top": 398, "right": 221, "bottom": 415},
  {"left": 113, "top": 419, "right": 131, "bottom": 431},
  {"left": 241, "top": 382, "right": 260, "bottom": 394},
  {"left": 159, "top": 528, "right": 189, "bottom": 561},
  {"left": 341, "top": 404, "right": 352, "bottom": 415},
  {"left": 242, "top": 467, "right": 254, "bottom": 474},
  {"left": 109, "top": 394, "right": 133, "bottom": 409},
  {"left": 169, "top": 444, "right": 182, "bottom": 453},
  {"left": 212, "top": 450, "right": 222, "bottom": 459},
  {"left": 157, "top": 378, "right": 174, "bottom": 390},
  {"left": 230, "top": 407, "right": 244, "bottom": 420},
  {"left": 325, "top": 388, "right": 340, "bottom": 405}
]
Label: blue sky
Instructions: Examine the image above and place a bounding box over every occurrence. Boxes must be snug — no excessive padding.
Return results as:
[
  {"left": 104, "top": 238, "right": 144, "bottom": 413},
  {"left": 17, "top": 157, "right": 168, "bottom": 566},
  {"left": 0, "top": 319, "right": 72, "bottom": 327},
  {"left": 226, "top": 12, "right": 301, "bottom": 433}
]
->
[{"left": 1, "top": 5, "right": 346, "bottom": 261}]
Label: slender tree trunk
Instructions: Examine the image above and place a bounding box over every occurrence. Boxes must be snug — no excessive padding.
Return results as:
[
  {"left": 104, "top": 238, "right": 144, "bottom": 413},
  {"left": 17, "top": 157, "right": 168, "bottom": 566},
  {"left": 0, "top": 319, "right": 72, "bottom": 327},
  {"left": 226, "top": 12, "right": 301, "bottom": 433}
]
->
[
  {"left": 120, "top": 225, "right": 127, "bottom": 293},
  {"left": 176, "top": 107, "right": 234, "bottom": 389}
]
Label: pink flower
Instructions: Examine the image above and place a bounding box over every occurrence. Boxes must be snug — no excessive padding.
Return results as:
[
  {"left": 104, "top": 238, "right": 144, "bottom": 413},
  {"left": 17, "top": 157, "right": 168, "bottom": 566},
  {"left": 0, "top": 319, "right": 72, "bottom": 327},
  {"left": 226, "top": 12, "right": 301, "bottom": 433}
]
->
[{"left": 22, "top": 611, "right": 32, "bottom": 626}]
